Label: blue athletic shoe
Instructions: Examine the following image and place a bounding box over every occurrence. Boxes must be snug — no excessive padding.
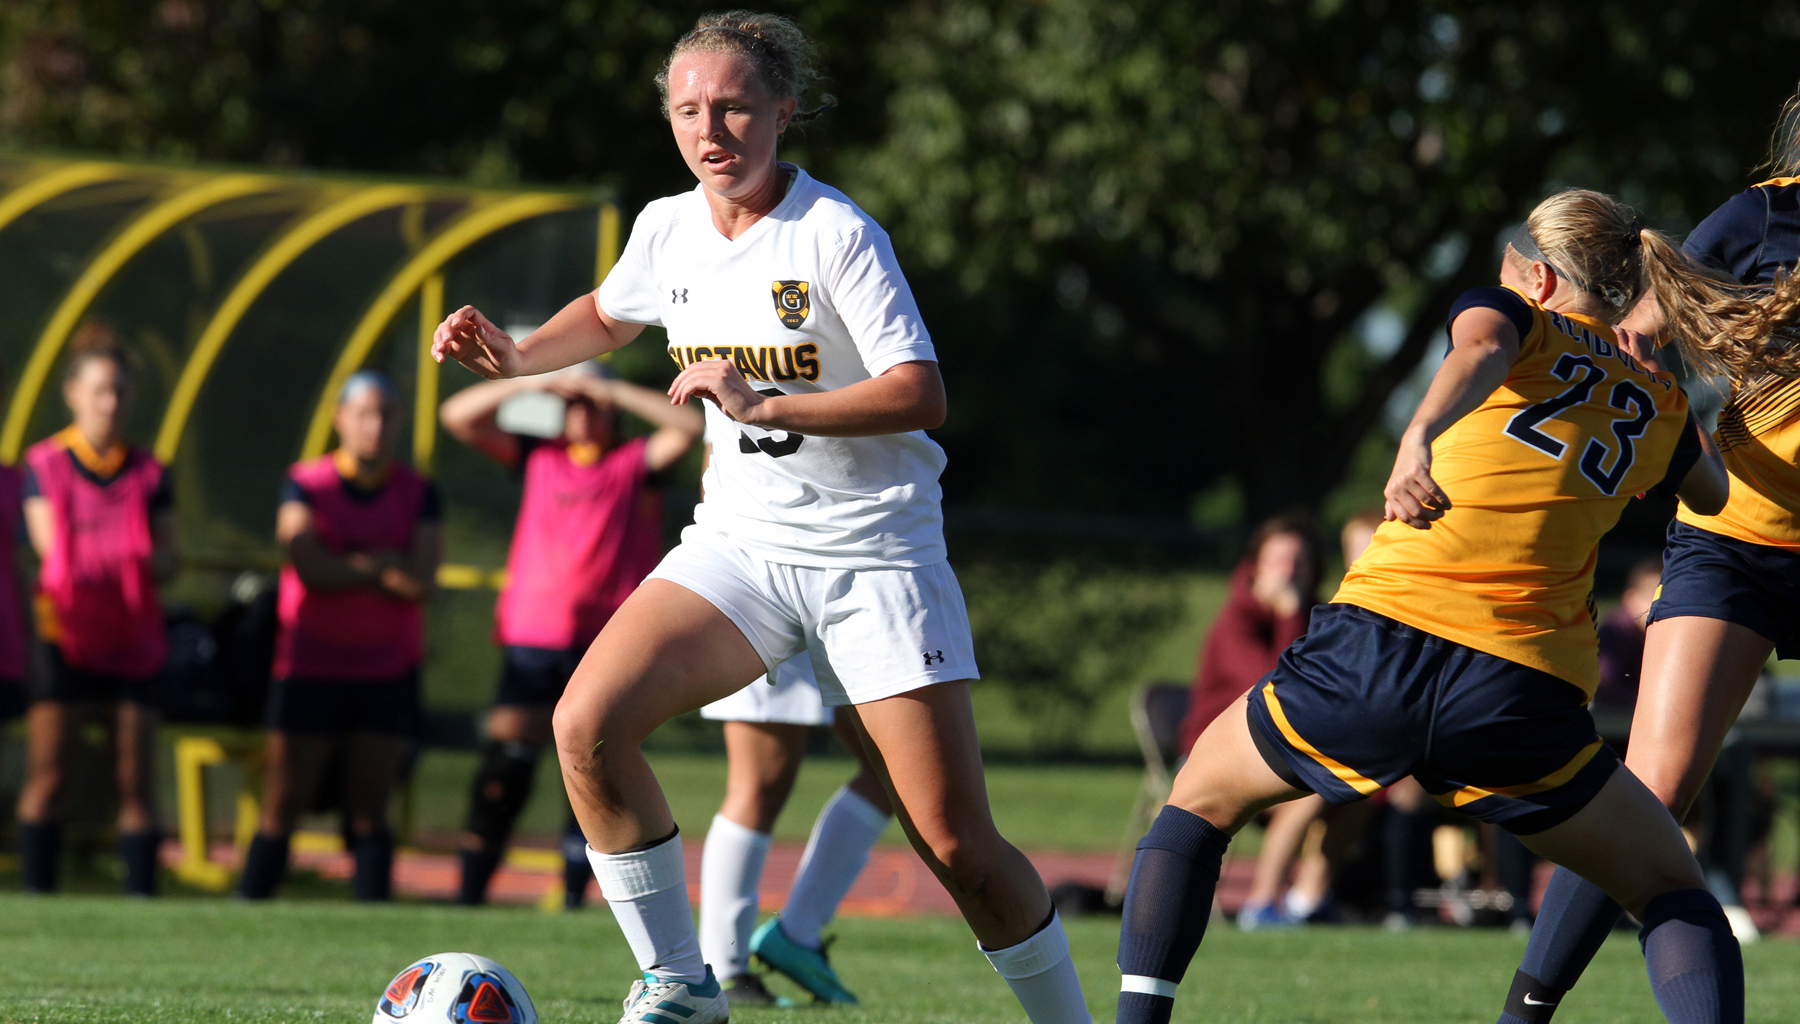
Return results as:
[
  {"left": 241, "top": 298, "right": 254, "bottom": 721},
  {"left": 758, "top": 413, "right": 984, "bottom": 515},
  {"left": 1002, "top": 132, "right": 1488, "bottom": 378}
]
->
[
  {"left": 1236, "top": 901, "right": 1297, "bottom": 931},
  {"left": 749, "top": 918, "right": 858, "bottom": 1004}
]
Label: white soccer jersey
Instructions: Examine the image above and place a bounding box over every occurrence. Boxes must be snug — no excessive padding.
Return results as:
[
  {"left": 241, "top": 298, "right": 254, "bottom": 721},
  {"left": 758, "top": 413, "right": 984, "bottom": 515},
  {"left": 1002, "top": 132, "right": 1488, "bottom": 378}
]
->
[{"left": 598, "top": 165, "right": 947, "bottom": 569}]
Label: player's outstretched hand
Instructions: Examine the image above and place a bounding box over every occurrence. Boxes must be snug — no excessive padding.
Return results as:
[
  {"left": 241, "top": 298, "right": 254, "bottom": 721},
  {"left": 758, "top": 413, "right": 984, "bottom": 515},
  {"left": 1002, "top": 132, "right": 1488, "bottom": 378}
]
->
[
  {"left": 669, "top": 358, "right": 766, "bottom": 422},
  {"left": 1385, "top": 432, "right": 1450, "bottom": 529},
  {"left": 432, "top": 306, "right": 521, "bottom": 379}
]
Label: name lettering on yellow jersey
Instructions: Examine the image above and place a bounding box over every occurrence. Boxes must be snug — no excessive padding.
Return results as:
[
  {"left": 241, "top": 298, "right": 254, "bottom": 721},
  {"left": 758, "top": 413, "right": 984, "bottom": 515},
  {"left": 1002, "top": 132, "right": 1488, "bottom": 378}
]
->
[
  {"left": 667, "top": 344, "right": 821, "bottom": 383},
  {"left": 1542, "top": 310, "right": 1669, "bottom": 391}
]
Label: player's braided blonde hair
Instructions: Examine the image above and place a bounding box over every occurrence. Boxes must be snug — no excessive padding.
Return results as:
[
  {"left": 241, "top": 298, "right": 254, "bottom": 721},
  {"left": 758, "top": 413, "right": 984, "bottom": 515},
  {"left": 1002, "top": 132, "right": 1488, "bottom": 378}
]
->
[
  {"left": 1508, "top": 189, "right": 1800, "bottom": 380},
  {"left": 656, "top": 11, "right": 836, "bottom": 123}
]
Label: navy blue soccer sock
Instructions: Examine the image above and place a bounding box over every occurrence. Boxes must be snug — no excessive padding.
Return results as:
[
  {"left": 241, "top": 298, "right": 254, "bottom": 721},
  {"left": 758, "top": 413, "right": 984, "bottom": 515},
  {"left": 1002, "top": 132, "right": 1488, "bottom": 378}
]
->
[
  {"left": 1115, "top": 805, "right": 1231, "bottom": 1024},
  {"left": 19, "top": 820, "right": 61, "bottom": 893},
  {"left": 561, "top": 817, "right": 591, "bottom": 909},
  {"left": 238, "top": 832, "right": 291, "bottom": 899},
  {"left": 352, "top": 830, "right": 395, "bottom": 902},
  {"left": 1638, "top": 888, "right": 1743, "bottom": 1024},
  {"left": 119, "top": 829, "right": 161, "bottom": 897},
  {"left": 1498, "top": 866, "right": 1623, "bottom": 1024}
]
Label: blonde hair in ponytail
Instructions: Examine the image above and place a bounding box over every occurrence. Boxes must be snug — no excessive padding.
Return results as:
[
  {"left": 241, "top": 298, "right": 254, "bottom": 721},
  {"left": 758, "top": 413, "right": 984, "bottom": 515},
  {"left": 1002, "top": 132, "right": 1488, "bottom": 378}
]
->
[
  {"left": 1514, "top": 190, "right": 1646, "bottom": 322},
  {"left": 1761, "top": 80, "right": 1800, "bottom": 179},
  {"left": 1640, "top": 232, "right": 1800, "bottom": 380},
  {"left": 1509, "top": 188, "right": 1800, "bottom": 381}
]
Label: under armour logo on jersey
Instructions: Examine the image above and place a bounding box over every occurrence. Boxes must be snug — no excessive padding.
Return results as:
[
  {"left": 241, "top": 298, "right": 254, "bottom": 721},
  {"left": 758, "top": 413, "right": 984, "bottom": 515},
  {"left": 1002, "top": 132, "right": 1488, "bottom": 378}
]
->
[
  {"left": 671, "top": 287, "right": 689, "bottom": 303},
  {"left": 923, "top": 650, "right": 945, "bottom": 666}
]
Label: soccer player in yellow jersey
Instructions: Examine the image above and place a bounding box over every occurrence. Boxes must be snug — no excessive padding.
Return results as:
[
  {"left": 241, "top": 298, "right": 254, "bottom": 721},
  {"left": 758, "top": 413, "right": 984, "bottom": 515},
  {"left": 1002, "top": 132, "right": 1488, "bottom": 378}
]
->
[
  {"left": 1111, "top": 186, "right": 1800, "bottom": 1024},
  {"left": 1496, "top": 84, "right": 1800, "bottom": 1024}
]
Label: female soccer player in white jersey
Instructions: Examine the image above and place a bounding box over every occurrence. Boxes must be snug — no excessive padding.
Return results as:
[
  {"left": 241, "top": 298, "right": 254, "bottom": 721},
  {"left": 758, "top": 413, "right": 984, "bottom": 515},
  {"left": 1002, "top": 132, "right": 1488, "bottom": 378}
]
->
[
  {"left": 434, "top": 12, "right": 1091, "bottom": 1024},
  {"left": 693, "top": 417, "right": 895, "bottom": 1008}
]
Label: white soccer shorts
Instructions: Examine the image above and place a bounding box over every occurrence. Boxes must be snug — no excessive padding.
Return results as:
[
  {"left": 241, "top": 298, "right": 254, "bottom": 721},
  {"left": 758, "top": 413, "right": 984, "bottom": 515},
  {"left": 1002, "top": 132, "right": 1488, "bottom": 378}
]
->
[
  {"left": 700, "top": 653, "right": 833, "bottom": 726},
  {"left": 648, "top": 529, "right": 979, "bottom": 707}
]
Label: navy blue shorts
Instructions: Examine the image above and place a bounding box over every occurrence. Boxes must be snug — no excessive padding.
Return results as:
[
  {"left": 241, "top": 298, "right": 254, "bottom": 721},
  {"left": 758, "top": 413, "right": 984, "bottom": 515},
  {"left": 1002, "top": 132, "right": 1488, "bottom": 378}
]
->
[
  {"left": 493, "top": 645, "right": 585, "bottom": 708},
  {"left": 266, "top": 671, "right": 421, "bottom": 736},
  {"left": 28, "top": 645, "right": 163, "bottom": 706},
  {"left": 1648, "top": 520, "right": 1800, "bottom": 659},
  {"left": 1246, "top": 604, "right": 1620, "bottom": 835}
]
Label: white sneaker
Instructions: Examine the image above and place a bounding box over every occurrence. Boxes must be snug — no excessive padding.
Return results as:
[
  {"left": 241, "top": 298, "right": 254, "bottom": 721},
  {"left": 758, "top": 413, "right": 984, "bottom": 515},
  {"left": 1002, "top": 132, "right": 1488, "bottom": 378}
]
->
[
  {"left": 1722, "top": 904, "right": 1761, "bottom": 945},
  {"left": 619, "top": 967, "right": 729, "bottom": 1024}
]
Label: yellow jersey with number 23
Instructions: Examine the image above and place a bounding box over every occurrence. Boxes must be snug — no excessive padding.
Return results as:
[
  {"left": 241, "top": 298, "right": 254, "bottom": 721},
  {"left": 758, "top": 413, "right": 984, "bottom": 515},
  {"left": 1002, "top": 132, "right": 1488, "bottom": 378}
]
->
[{"left": 1334, "top": 286, "right": 1700, "bottom": 698}]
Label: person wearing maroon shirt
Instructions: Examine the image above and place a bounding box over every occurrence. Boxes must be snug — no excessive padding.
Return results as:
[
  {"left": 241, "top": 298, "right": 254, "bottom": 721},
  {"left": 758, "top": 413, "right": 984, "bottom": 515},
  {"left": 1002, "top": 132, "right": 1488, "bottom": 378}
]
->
[
  {"left": 1595, "top": 558, "right": 1662, "bottom": 712},
  {"left": 1177, "top": 517, "right": 1321, "bottom": 753}
]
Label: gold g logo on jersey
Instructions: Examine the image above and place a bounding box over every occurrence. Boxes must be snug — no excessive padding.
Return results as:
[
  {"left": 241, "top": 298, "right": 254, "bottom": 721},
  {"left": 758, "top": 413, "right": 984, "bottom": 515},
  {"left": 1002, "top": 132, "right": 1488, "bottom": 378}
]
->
[{"left": 772, "top": 280, "right": 810, "bottom": 329}]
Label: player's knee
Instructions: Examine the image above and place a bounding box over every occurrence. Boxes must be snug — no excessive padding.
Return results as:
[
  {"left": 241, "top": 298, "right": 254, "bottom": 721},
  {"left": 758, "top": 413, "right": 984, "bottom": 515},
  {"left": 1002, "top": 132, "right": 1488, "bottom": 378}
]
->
[
  {"left": 550, "top": 699, "right": 598, "bottom": 766},
  {"left": 551, "top": 699, "right": 637, "bottom": 780},
  {"left": 1169, "top": 791, "right": 1259, "bottom": 836},
  {"left": 1620, "top": 872, "right": 1708, "bottom": 921},
  {"left": 911, "top": 816, "right": 1001, "bottom": 884}
]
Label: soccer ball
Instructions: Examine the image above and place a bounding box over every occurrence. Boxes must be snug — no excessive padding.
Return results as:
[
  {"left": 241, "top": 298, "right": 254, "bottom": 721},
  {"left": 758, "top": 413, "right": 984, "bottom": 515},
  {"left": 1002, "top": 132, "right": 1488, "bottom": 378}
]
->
[{"left": 372, "top": 952, "right": 537, "bottom": 1024}]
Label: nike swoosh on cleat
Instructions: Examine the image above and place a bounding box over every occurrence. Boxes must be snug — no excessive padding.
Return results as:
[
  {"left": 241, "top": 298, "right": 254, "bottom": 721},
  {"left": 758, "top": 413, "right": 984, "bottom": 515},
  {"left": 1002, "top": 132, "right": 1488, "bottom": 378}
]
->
[{"left": 1522, "top": 995, "right": 1558, "bottom": 1006}]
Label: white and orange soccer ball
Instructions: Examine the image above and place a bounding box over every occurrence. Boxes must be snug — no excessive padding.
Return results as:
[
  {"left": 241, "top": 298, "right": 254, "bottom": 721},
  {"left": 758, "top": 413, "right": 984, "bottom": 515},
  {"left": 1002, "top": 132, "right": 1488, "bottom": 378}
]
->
[{"left": 372, "top": 952, "right": 537, "bottom": 1024}]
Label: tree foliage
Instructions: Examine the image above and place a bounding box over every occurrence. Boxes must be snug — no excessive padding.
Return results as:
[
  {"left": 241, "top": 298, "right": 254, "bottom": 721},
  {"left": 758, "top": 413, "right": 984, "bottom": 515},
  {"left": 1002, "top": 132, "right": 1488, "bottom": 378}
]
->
[
  {"left": 843, "top": 0, "right": 1800, "bottom": 515},
  {"left": 5, "top": 0, "right": 1800, "bottom": 522}
]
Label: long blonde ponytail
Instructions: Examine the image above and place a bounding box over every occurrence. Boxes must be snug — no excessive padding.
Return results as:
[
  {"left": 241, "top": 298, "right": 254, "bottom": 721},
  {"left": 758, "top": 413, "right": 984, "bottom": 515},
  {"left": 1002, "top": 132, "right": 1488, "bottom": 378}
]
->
[
  {"left": 1761, "top": 80, "right": 1800, "bottom": 179},
  {"left": 1640, "top": 229, "right": 1800, "bottom": 380}
]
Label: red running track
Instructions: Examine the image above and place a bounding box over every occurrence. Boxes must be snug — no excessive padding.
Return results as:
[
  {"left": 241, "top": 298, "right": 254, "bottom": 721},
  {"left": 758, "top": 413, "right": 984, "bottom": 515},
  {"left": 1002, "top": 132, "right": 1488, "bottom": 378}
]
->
[{"left": 171, "top": 838, "right": 1800, "bottom": 936}]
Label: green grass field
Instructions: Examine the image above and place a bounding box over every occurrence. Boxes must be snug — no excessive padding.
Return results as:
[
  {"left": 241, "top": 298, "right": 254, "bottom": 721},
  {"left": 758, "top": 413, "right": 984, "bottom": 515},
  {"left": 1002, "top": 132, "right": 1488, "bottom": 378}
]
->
[
  {"left": 404, "top": 751, "right": 1149, "bottom": 852},
  {"left": 2, "top": 894, "right": 1797, "bottom": 1023}
]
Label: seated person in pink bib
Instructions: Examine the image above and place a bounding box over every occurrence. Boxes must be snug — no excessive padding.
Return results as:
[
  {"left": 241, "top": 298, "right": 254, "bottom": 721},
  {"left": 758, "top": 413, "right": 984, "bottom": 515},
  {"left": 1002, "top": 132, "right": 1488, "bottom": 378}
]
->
[
  {"left": 238, "top": 370, "right": 443, "bottom": 902},
  {"left": 437, "top": 360, "right": 701, "bottom": 906},
  {"left": 16, "top": 326, "right": 176, "bottom": 896}
]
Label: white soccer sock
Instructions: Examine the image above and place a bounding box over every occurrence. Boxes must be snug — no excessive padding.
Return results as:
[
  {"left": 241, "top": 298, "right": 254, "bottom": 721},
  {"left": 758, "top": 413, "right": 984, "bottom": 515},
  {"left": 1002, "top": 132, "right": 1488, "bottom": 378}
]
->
[
  {"left": 587, "top": 835, "right": 707, "bottom": 985},
  {"left": 699, "top": 814, "right": 772, "bottom": 981},
  {"left": 780, "top": 784, "right": 889, "bottom": 949},
  {"left": 981, "top": 911, "right": 1093, "bottom": 1024}
]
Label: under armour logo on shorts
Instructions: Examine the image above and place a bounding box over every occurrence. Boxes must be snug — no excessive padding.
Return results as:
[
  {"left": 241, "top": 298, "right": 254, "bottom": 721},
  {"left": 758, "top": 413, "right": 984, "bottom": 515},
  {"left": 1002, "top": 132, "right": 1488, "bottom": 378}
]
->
[
  {"left": 671, "top": 287, "right": 689, "bottom": 303},
  {"left": 922, "top": 650, "right": 945, "bottom": 666}
]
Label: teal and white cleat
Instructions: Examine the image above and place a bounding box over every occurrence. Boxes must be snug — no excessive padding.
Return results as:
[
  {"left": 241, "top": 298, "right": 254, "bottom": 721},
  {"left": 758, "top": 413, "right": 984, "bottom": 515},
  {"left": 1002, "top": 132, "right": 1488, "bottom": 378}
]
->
[
  {"left": 749, "top": 918, "right": 858, "bottom": 1004},
  {"left": 618, "top": 966, "right": 729, "bottom": 1024}
]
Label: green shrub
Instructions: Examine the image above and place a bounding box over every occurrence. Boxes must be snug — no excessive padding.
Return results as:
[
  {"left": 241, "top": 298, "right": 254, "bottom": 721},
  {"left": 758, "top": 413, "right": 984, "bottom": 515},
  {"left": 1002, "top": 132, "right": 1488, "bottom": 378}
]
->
[{"left": 959, "top": 559, "right": 1190, "bottom": 754}]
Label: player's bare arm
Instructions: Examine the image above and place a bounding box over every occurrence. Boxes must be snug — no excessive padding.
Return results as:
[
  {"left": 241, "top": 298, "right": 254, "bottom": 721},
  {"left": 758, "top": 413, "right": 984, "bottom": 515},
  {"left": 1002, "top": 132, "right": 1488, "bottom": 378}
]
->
[
  {"left": 668, "top": 358, "right": 946, "bottom": 437},
  {"left": 433, "top": 294, "right": 644, "bottom": 380},
  {"left": 1672, "top": 423, "right": 1728, "bottom": 515},
  {"left": 438, "top": 376, "right": 549, "bottom": 466},
  {"left": 277, "top": 500, "right": 388, "bottom": 592},
  {"left": 1613, "top": 322, "right": 1730, "bottom": 517},
  {"left": 21, "top": 495, "right": 54, "bottom": 562},
  {"left": 1385, "top": 306, "right": 1521, "bottom": 529},
  {"left": 560, "top": 375, "right": 704, "bottom": 472}
]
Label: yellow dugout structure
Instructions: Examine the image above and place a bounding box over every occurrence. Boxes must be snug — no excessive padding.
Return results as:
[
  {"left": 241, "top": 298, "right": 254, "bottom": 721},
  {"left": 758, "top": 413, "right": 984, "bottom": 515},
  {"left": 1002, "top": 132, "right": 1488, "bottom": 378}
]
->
[
  {"left": 0, "top": 155, "right": 619, "bottom": 571},
  {"left": 0, "top": 157, "right": 622, "bottom": 891}
]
